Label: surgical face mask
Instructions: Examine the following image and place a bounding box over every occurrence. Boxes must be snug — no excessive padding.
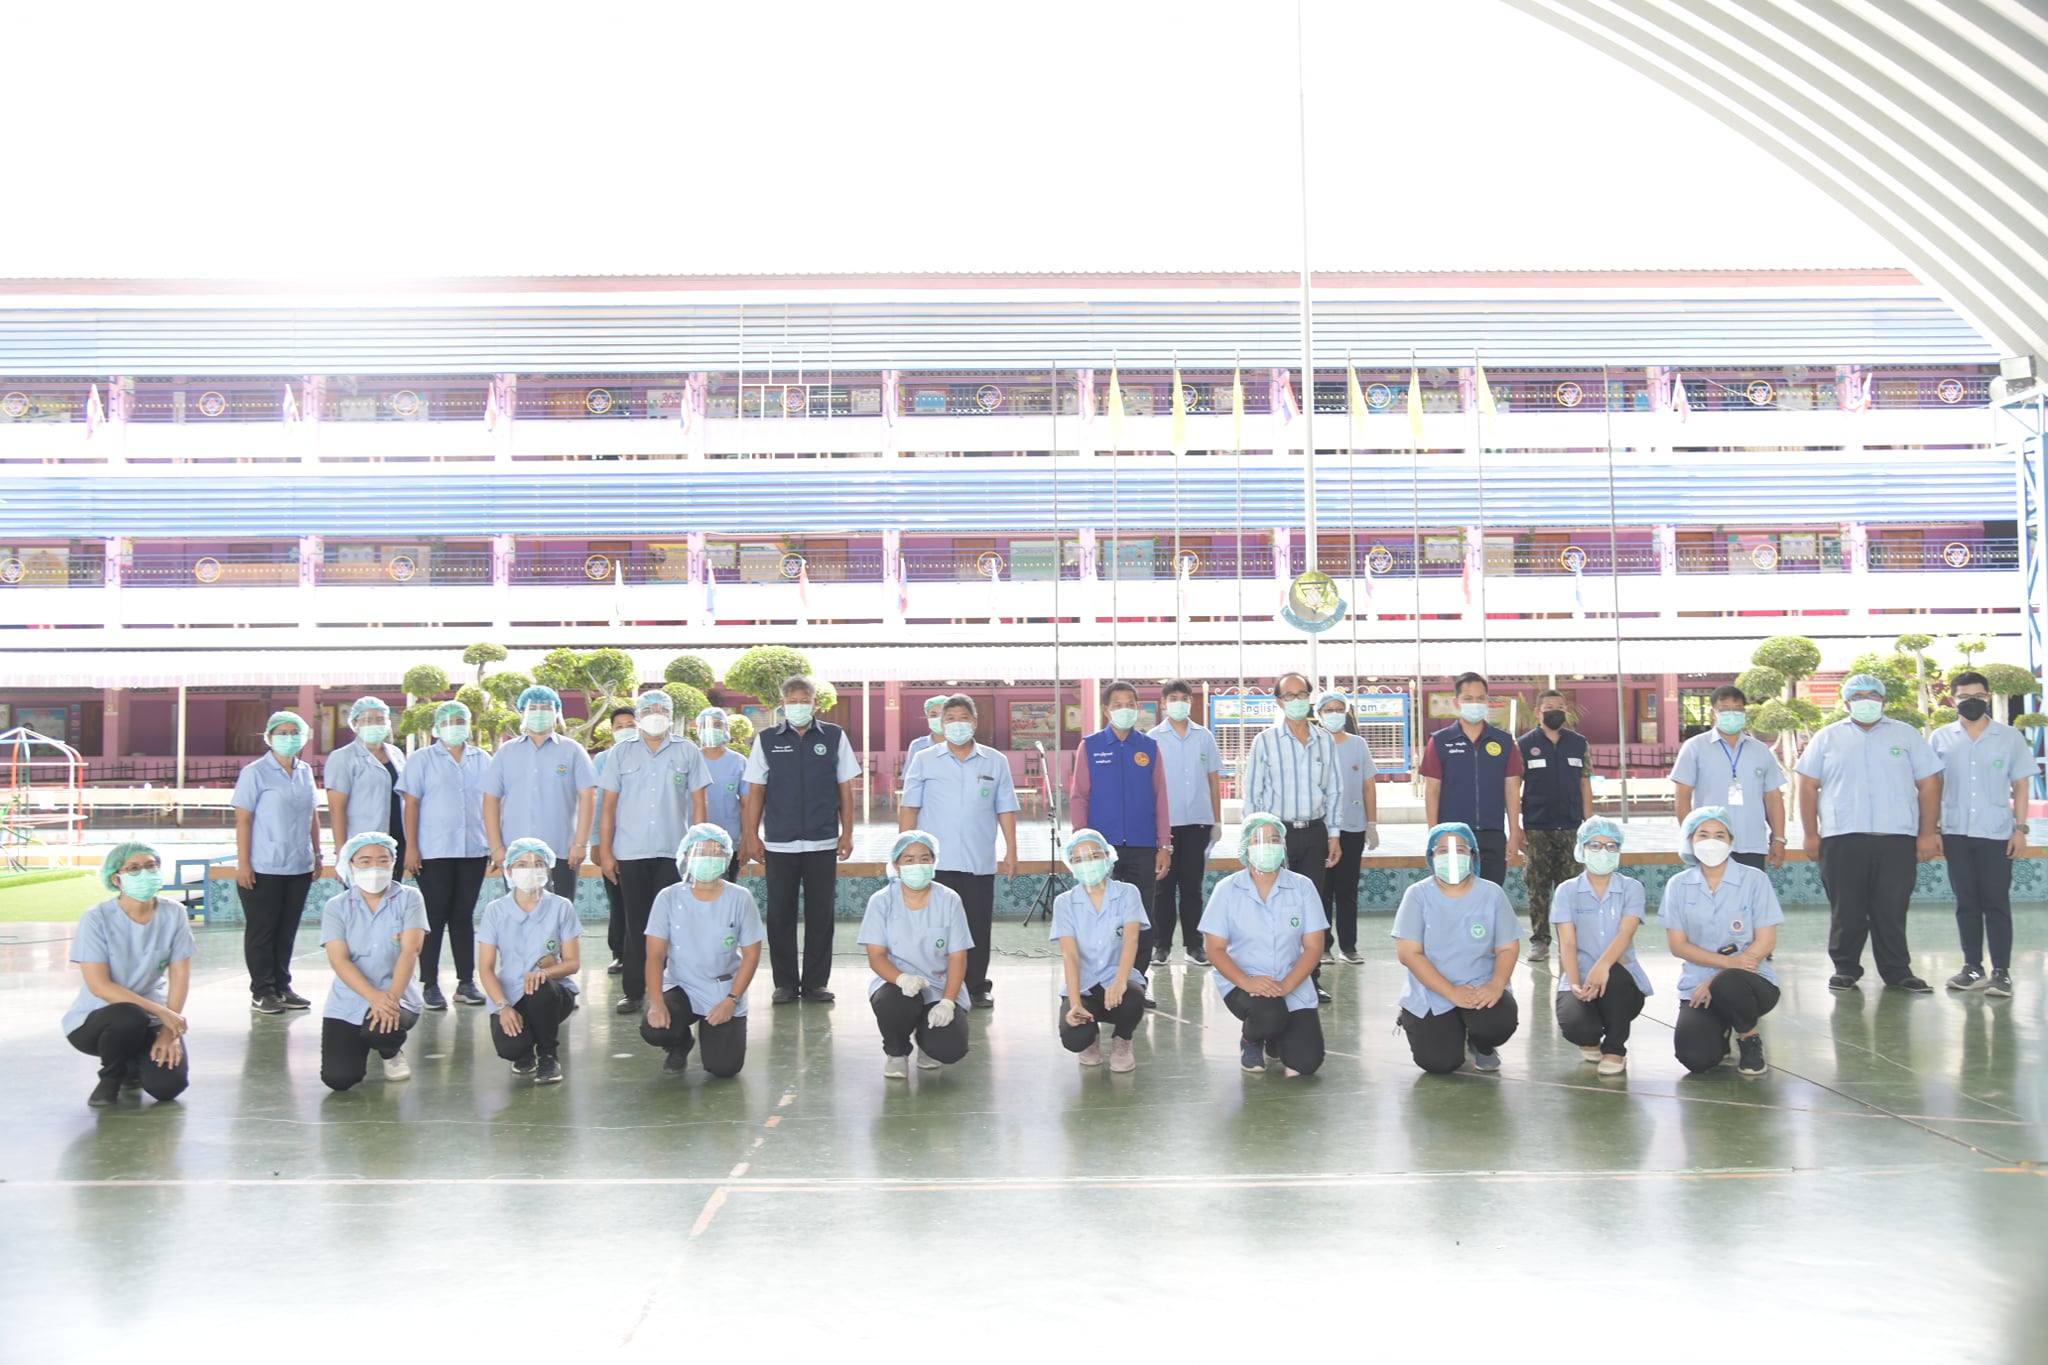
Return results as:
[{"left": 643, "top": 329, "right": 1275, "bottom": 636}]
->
[
  {"left": 269, "top": 731, "right": 305, "bottom": 757},
  {"left": 927, "top": 713, "right": 945, "bottom": 735},
  {"left": 1957, "top": 696, "right": 1991, "bottom": 722},
  {"left": 638, "top": 713, "right": 671, "bottom": 737},
  {"left": 688, "top": 854, "right": 728, "bottom": 883},
  {"left": 508, "top": 865, "right": 550, "bottom": 893},
  {"left": 1692, "top": 838, "right": 1733, "bottom": 868},
  {"left": 1279, "top": 697, "right": 1311, "bottom": 721},
  {"left": 352, "top": 865, "right": 393, "bottom": 894},
  {"left": 522, "top": 708, "right": 557, "bottom": 734},
  {"left": 1541, "top": 709, "right": 1567, "bottom": 731},
  {"left": 1433, "top": 846, "right": 1473, "bottom": 884},
  {"left": 1459, "top": 701, "right": 1489, "bottom": 724},
  {"left": 1108, "top": 707, "right": 1139, "bottom": 731},
  {"left": 1318, "top": 710, "right": 1348, "bottom": 732},
  {"left": 1165, "top": 700, "right": 1192, "bottom": 722},
  {"left": 783, "top": 702, "right": 814, "bottom": 727},
  {"left": 1715, "top": 710, "right": 1748, "bottom": 735},
  {"left": 1848, "top": 698, "right": 1884, "bottom": 725},
  {"left": 698, "top": 727, "right": 728, "bottom": 749},
  {"left": 436, "top": 723, "right": 470, "bottom": 746},
  {"left": 1247, "top": 842, "right": 1288, "bottom": 874},
  {"left": 118, "top": 869, "right": 164, "bottom": 901},
  {"left": 943, "top": 720, "right": 975, "bottom": 746},
  {"left": 355, "top": 724, "right": 390, "bottom": 746},
  {"left": 1582, "top": 847, "right": 1621, "bottom": 876},
  {"left": 897, "top": 862, "right": 937, "bottom": 891},
  {"left": 1071, "top": 857, "right": 1111, "bottom": 886}
]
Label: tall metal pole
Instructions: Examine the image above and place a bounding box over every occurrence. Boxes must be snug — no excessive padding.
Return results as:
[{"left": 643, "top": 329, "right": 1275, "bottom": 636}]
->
[
  {"left": 1602, "top": 365, "right": 1630, "bottom": 817},
  {"left": 1295, "top": 0, "right": 1318, "bottom": 682}
]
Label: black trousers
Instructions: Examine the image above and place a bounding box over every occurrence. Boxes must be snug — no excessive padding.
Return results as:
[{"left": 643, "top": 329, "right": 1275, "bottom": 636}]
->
[
  {"left": 1057, "top": 983, "right": 1148, "bottom": 1050},
  {"left": 1944, "top": 834, "right": 2015, "bottom": 970},
  {"left": 242, "top": 870, "right": 312, "bottom": 997},
  {"left": 1222, "top": 987, "right": 1325, "bottom": 1074},
  {"left": 936, "top": 870, "right": 995, "bottom": 995},
  {"left": 1731, "top": 851, "right": 1770, "bottom": 871},
  {"left": 320, "top": 1010, "right": 421, "bottom": 1091},
  {"left": 639, "top": 986, "right": 749, "bottom": 1078},
  {"left": 1157, "top": 825, "right": 1213, "bottom": 952},
  {"left": 604, "top": 870, "right": 626, "bottom": 959},
  {"left": 67, "top": 1004, "right": 189, "bottom": 1099},
  {"left": 1320, "top": 828, "right": 1367, "bottom": 952},
  {"left": 1474, "top": 828, "right": 1508, "bottom": 890},
  {"left": 490, "top": 981, "right": 574, "bottom": 1060},
  {"left": 1553, "top": 970, "right": 1647, "bottom": 1056},
  {"left": 1400, "top": 994, "right": 1520, "bottom": 1074},
  {"left": 1817, "top": 833, "right": 1918, "bottom": 983},
  {"left": 415, "top": 855, "right": 487, "bottom": 986},
  {"left": 1674, "top": 969, "right": 1780, "bottom": 1073},
  {"left": 547, "top": 862, "right": 580, "bottom": 902},
  {"left": 1109, "top": 844, "right": 1160, "bottom": 974},
  {"left": 765, "top": 849, "right": 838, "bottom": 994},
  {"left": 870, "top": 987, "right": 971, "bottom": 1061},
  {"left": 1281, "top": 820, "right": 1328, "bottom": 897},
  {"left": 616, "top": 857, "right": 682, "bottom": 1004}
]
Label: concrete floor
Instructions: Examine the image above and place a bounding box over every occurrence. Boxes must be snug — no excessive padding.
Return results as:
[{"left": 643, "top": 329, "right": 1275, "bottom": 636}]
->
[{"left": 4, "top": 908, "right": 2046, "bottom": 1362}]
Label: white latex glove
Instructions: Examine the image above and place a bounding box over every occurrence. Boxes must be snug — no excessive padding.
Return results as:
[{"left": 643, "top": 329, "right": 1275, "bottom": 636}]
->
[
  {"left": 926, "top": 998, "right": 957, "bottom": 1029},
  {"left": 895, "top": 974, "right": 930, "bottom": 997},
  {"left": 1365, "top": 823, "right": 1380, "bottom": 851}
]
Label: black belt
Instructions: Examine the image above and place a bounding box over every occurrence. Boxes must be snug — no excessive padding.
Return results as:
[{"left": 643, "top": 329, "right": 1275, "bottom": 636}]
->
[{"left": 1284, "top": 818, "right": 1325, "bottom": 830}]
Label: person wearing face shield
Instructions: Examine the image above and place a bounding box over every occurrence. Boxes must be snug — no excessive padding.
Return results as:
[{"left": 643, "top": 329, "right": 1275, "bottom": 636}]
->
[
  {"left": 64, "top": 842, "right": 195, "bottom": 1109},
  {"left": 1049, "top": 829, "right": 1149, "bottom": 1072},
  {"left": 232, "top": 709, "right": 323, "bottom": 1015},
  {"left": 1929, "top": 670, "right": 2038, "bottom": 997},
  {"left": 318, "top": 833, "right": 428, "bottom": 1091},
  {"left": 1147, "top": 678, "right": 1224, "bottom": 967},
  {"left": 396, "top": 699, "right": 494, "bottom": 1010},
  {"left": 324, "top": 695, "right": 407, "bottom": 892},
  {"left": 1661, "top": 807, "right": 1783, "bottom": 1075},
  {"left": 1793, "top": 673, "right": 1943, "bottom": 993},
  {"left": 1315, "top": 689, "right": 1378, "bottom": 966},
  {"left": 900, "top": 693, "right": 1020, "bottom": 1010},
  {"left": 1417, "top": 673, "right": 1524, "bottom": 889},
  {"left": 477, "top": 838, "right": 581, "bottom": 1085},
  {"left": 1514, "top": 690, "right": 1592, "bottom": 964},
  {"left": 1548, "top": 817, "right": 1651, "bottom": 1076},
  {"left": 483, "top": 684, "right": 599, "bottom": 902},
  {"left": 694, "top": 707, "right": 751, "bottom": 851},
  {"left": 598, "top": 690, "right": 712, "bottom": 1019},
  {"left": 858, "top": 831, "right": 973, "bottom": 1078},
  {"left": 1671, "top": 685, "right": 1788, "bottom": 871},
  {"left": 1067, "top": 680, "right": 1173, "bottom": 1004},
  {"left": 639, "top": 825, "right": 763, "bottom": 1079},
  {"left": 594, "top": 706, "right": 639, "bottom": 977},
  {"left": 1198, "top": 813, "right": 1329, "bottom": 1077},
  {"left": 1393, "top": 823, "right": 1524, "bottom": 1075}
]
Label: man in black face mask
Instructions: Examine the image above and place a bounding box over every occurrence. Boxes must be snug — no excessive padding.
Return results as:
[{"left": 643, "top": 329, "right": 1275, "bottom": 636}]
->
[{"left": 1515, "top": 689, "right": 1593, "bottom": 963}]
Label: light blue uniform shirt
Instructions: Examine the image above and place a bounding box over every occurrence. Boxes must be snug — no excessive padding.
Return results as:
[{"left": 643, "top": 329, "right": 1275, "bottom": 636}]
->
[
  {"left": 903, "top": 742, "right": 1020, "bottom": 875},
  {"left": 483, "top": 734, "right": 599, "bottom": 855},
  {"left": 1391, "top": 877, "right": 1524, "bottom": 1017},
  {"left": 857, "top": 881, "right": 974, "bottom": 1009},
  {"left": 1794, "top": 718, "right": 1941, "bottom": 837},
  {"left": 1669, "top": 732, "right": 1785, "bottom": 854},
  {"left": 906, "top": 734, "right": 937, "bottom": 766},
  {"left": 232, "top": 754, "right": 318, "bottom": 875},
  {"left": 324, "top": 739, "right": 405, "bottom": 840},
  {"left": 1049, "top": 880, "right": 1150, "bottom": 994},
  {"left": 645, "top": 880, "right": 764, "bottom": 1016},
  {"left": 1331, "top": 732, "right": 1378, "bottom": 834},
  {"left": 1242, "top": 722, "right": 1343, "bottom": 826},
  {"left": 1147, "top": 719, "right": 1223, "bottom": 827},
  {"left": 319, "top": 884, "right": 429, "bottom": 1024},
  {"left": 394, "top": 741, "right": 491, "bottom": 859},
  {"left": 476, "top": 891, "right": 582, "bottom": 1013},
  {"left": 63, "top": 897, "right": 196, "bottom": 1037},
  {"left": 1548, "top": 872, "right": 1652, "bottom": 996},
  {"left": 701, "top": 749, "right": 750, "bottom": 848},
  {"left": 1659, "top": 862, "right": 1784, "bottom": 992},
  {"left": 1930, "top": 720, "right": 2040, "bottom": 840},
  {"left": 599, "top": 734, "right": 712, "bottom": 861},
  {"left": 1197, "top": 869, "right": 1329, "bottom": 1012}
]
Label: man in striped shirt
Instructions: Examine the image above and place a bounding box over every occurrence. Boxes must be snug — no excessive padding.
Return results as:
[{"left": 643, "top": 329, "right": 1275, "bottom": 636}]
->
[{"left": 1240, "top": 671, "right": 1344, "bottom": 891}]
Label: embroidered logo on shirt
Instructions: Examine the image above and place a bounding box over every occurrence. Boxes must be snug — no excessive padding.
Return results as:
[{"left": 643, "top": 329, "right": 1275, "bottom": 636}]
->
[
  {"left": 1134, "top": 752, "right": 1151, "bottom": 766},
  {"left": 1754, "top": 767, "right": 1766, "bottom": 777},
  {"left": 1890, "top": 747, "right": 1901, "bottom": 756},
  {"left": 1470, "top": 923, "right": 1487, "bottom": 938},
  {"left": 1731, "top": 919, "right": 1745, "bottom": 932},
  {"left": 933, "top": 937, "right": 947, "bottom": 951},
  {"left": 722, "top": 934, "right": 737, "bottom": 948},
  {"left": 157, "top": 957, "right": 170, "bottom": 971},
  {"left": 1994, "top": 758, "right": 2006, "bottom": 768},
  {"left": 555, "top": 764, "right": 568, "bottom": 775},
  {"left": 673, "top": 772, "right": 689, "bottom": 785},
  {"left": 725, "top": 781, "right": 738, "bottom": 792},
  {"left": 1485, "top": 741, "right": 1503, "bottom": 756},
  {"left": 813, "top": 743, "right": 827, "bottom": 756},
  {"left": 1115, "top": 925, "right": 1126, "bottom": 937},
  {"left": 979, "top": 786, "right": 992, "bottom": 799},
  {"left": 545, "top": 938, "right": 559, "bottom": 953}
]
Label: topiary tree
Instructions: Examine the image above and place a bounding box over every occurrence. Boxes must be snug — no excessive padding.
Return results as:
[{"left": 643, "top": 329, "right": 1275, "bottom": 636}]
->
[
  {"left": 1980, "top": 663, "right": 2038, "bottom": 699},
  {"left": 481, "top": 670, "right": 533, "bottom": 710},
  {"left": 1894, "top": 633, "right": 1940, "bottom": 723},
  {"left": 462, "top": 641, "right": 508, "bottom": 682},
  {"left": 723, "top": 646, "right": 836, "bottom": 713},
  {"left": 661, "top": 682, "right": 712, "bottom": 725},
  {"left": 1734, "top": 666, "right": 1786, "bottom": 703},
  {"left": 663, "top": 654, "right": 717, "bottom": 691},
  {"left": 403, "top": 664, "right": 450, "bottom": 702},
  {"left": 1751, "top": 636, "right": 1821, "bottom": 699},
  {"left": 723, "top": 713, "right": 756, "bottom": 756}
]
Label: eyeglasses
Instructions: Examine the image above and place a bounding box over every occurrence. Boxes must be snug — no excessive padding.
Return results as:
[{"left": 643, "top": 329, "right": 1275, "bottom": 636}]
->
[
  {"left": 1583, "top": 841, "right": 1621, "bottom": 853},
  {"left": 1277, "top": 691, "right": 1311, "bottom": 702}
]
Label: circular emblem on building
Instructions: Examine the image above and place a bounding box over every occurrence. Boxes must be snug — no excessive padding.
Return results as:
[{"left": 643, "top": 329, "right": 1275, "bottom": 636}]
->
[
  {"left": 782, "top": 385, "right": 807, "bottom": 415},
  {"left": 1554, "top": 381, "right": 1584, "bottom": 408},
  {"left": 1936, "top": 378, "right": 1964, "bottom": 405},
  {"left": 779, "top": 553, "right": 805, "bottom": 580},
  {"left": 0, "top": 556, "right": 23, "bottom": 584},
  {"left": 585, "top": 388, "right": 614, "bottom": 415},
  {"left": 975, "top": 384, "right": 1003, "bottom": 411},
  {"left": 193, "top": 557, "right": 223, "bottom": 583},
  {"left": 1751, "top": 543, "right": 1780, "bottom": 570},
  {"left": 390, "top": 389, "right": 422, "bottom": 417},
  {"left": 1560, "top": 545, "right": 1587, "bottom": 572},
  {"left": 387, "top": 555, "right": 418, "bottom": 582},
  {"left": 1366, "top": 545, "right": 1395, "bottom": 575},
  {"left": 1745, "top": 380, "right": 1775, "bottom": 407},
  {"left": 1366, "top": 382, "right": 1393, "bottom": 410},
  {"left": 976, "top": 551, "right": 1005, "bottom": 577},
  {"left": 1941, "top": 541, "right": 1972, "bottom": 568},
  {"left": 1173, "top": 551, "right": 1200, "bottom": 578},
  {"left": 197, "top": 390, "right": 228, "bottom": 417},
  {"left": 584, "top": 553, "right": 612, "bottom": 581},
  {"left": 1, "top": 391, "right": 29, "bottom": 418}
]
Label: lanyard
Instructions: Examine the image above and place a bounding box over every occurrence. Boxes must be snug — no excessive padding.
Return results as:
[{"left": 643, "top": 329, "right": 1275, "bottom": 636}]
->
[{"left": 1717, "top": 736, "right": 1745, "bottom": 780}]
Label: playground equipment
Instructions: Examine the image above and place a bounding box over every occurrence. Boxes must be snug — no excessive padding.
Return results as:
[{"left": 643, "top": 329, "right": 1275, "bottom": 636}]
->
[{"left": 0, "top": 726, "right": 86, "bottom": 871}]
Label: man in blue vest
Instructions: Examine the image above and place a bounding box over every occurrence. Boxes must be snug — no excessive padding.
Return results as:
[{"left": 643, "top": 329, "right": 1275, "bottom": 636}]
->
[
  {"left": 1067, "top": 680, "right": 1172, "bottom": 1002},
  {"left": 1418, "top": 672, "right": 1525, "bottom": 888},
  {"left": 739, "top": 675, "right": 861, "bottom": 1004}
]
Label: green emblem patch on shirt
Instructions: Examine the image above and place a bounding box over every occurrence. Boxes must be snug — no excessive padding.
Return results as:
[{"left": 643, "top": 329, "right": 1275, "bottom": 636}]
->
[
  {"left": 933, "top": 937, "right": 947, "bottom": 951},
  {"left": 1470, "top": 923, "right": 1487, "bottom": 938},
  {"left": 722, "top": 934, "right": 736, "bottom": 948}
]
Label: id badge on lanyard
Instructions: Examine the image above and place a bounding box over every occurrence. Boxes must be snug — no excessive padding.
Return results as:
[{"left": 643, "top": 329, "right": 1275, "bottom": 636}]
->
[{"left": 1724, "top": 741, "right": 1745, "bottom": 807}]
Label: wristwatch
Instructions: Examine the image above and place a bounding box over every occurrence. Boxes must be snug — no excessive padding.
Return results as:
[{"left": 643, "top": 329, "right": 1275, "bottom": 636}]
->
[{"left": 1768, "top": 835, "right": 1786, "bottom": 844}]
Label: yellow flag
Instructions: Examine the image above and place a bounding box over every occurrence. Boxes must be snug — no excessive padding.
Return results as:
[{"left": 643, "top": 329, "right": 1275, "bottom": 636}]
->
[
  {"left": 1106, "top": 365, "right": 1125, "bottom": 449},
  {"left": 1231, "top": 366, "right": 1245, "bottom": 451},
  {"left": 1407, "top": 367, "right": 1425, "bottom": 448},
  {"left": 1475, "top": 363, "right": 1498, "bottom": 439},
  {"left": 1170, "top": 365, "right": 1188, "bottom": 457},
  {"left": 1347, "top": 365, "right": 1367, "bottom": 438}
]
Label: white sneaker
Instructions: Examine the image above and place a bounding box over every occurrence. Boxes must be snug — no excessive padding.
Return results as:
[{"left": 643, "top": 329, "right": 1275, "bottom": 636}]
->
[
  {"left": 1076, "top": 1040, "right": 1103, "bottom": 1067},
  {"left": 915, "top": 1046, "right": 942, "bottom": 1071},
  {"left": 1579, "top": 1046, "right": 1604, "bottom": 1063},
  {"left": 883, "top": 1054, "right": 909, "bottom": 1079},
  {"left": 1109, "top": 1038, "right": 1136, "bottom": 1073},
  {"left": 381, "top": 1051, "right": 411, "bottom": 1082},
  {"left": 1596, "top": 1055, "right": 1627, "bottom": 1077}
]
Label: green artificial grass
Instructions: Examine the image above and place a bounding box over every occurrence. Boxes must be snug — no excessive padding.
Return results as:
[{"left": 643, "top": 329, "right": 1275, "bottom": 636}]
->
[{"left": 0, "top": 870, "right": 109, "bottom": 923}]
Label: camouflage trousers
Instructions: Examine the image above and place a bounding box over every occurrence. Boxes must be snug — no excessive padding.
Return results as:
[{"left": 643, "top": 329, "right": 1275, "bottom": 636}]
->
[{"left": 1521, "top": 828, "right": 1581, "bottom": 946}]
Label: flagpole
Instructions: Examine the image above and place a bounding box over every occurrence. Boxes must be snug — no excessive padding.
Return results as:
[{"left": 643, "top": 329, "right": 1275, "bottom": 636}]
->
[
  {"left": 1410, "top": 350, "right": 1424, "bottom": 758},
  {"left": 1295, "top": 0, "right": 1318, "bottom": 682},
  {"left": 1050, "top": 359, "right": 1064, "bottom": 819},
  {"left": 1347, "top": 350, "right": 1360, "bottom": 699},
  {"left": 1472, "top": 349, "right": 1489, "bottom": 675},
  {"left": 1602, "top": 364, "right": 1630, "bottom": 818},
  {"left": 1109, "top": 354, "right": 1120, "bottom": 678},
  {"left": 1173, "top": 350, "right": 1183, "bottom": 678},
  {"left": 1235, "top": 354, "right": 1247, "bottom": 735}
]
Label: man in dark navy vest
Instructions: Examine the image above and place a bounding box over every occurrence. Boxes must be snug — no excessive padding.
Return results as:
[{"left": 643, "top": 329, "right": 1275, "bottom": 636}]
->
[
  {"left": 1067, "top": 680, "right": 1172, "bottom": 1002},
  {"left": 1418, "top": 672, "right": 1525, "bottom": 888},
  {"left": 1516, "top": 688, "right": 1592, "bottom": 963},
  {"left": 740, "top": 675, "right": 861, "bottom": 1003}
]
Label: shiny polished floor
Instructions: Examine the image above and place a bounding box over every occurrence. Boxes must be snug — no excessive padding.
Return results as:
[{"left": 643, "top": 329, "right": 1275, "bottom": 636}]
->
[{"left": 4, "top": 906, "right": 2045, "bottom": 1362}]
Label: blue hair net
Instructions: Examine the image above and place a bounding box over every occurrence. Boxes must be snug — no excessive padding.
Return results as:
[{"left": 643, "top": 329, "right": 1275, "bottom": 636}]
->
[
  {"left": 339, "top": 831, "right": 398, "bottom": 866},
  {"left": 1678, "top": 806, "right": 1736, "bottom": 867},
  {"left": 100, "top": 841, "right": 160, "bottom": 892},
  {"left": 1316, "top": 689, "right": 1348, "bottom": 712},
  {"left": 1575, "top": 815, "right": 1624, "bottom": 862},
  {"left": 1238, "top": 812, "right": 1288, "bottom": 863},
  {"left": 516, "top": 685, "right": 562, "bottom": 711},
  {"left": 1424, "top": 822, "right": 1479, "bottom": 860},
  {"left": 675, "top": 822, "right": 736, "bottom": 876},
  {"left": 635, "top": 689, "right": 673, "bottom": 714},
  {"left": 265, "top": 709, "right": 306, "bottom": 736},
  {"left": 696, "top": 706, "right": 728, "bottom": 723},
  {"left": 434, "top": 699, "right": 471, "bottom": 724},
  {"left": 890, "top": 829, "right": 941, "bottom": 867},
  {"left": 1840, "top": 673, "right": 1887, "bottom": 700},
  {"left": 923, "top": 694, "right": 949, "bottom": 714},
  {"left": 505, "top": 837, "right": 558, "bottom": 869},
  {"left": 1063, "top": 827, "right": 1112, "bottom": 866},
  {"left": 348, "top": 696, "right": 390, "bottom": 725}
]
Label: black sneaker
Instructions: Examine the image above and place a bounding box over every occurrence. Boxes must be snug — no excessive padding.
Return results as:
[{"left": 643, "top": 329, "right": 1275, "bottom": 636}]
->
[
  {"left": 1736, "top": 1033, "right": 1768, "bottom": 1075},
  {"left": 1186, "top": 945, "right": 1210, "bottom": 965},
  {"left": 1315, "top": 986, "right": 1333, "bottom": 1004},
  {"left": 606, "top": 960, "right": 624, "bottom": 976},
  {"left": 535, "top": 1054, "right": 562, "bottom": 1085},
  {"left": 1947, "top": 965, "right": 1989, "bottom": 992},
  {"left": 88, "top": 1075, "right": 123, "bottom": 1108},
  {"left": 771, "top": 987, "right": 799, "bottom": 1005},
  {"left": 615, "top": 996, "right": 642, "bottom": 1015},
  {"left": 1891, "top": 976, "right": 1933, "bottom": 994},
  {"left": 1338, "top": 947, "right": 1364, "bottom": 965},
  {"left": 421, "top": 983, "right": 448, "bottom": 1011},
  {"left": 1151, "top": 944, "right": 1170, "bottom": 966},
  {"left": 278, "top": 989, "right": 312, "bottom": 1010},
  {"left": 1143, "top": 989, "right": 1157, "bottom": 1010},
  {"left": 511, "top": 1052, "right": 538, "bottom": 1076},
  {"left": 1320, "top": 948, "right": 1336, "bottom": 965},
  {"left": 453, "top": 981, "right": 487, "bottom": 1006},
  {"left": 1827, "top": 974, "right": 1859, "bottom": 992},
  {"left": 1987, "top": 969, "right": 2014, "bottom": 998},
  {"left": 803, "top": 988, "right": 837, "bottom": 1004},
  {"left": 251, "top": 992, "right": 287, "bottom": 1015},
  {"left": 970, "top": 991, "right": 994, "bottom": 1010},
  {"left": 1526, "top": 942, "right": 1550, "bottom": 964},
  {"left": 662, "top": 1047, "right": 689, "bottom": 1075}
]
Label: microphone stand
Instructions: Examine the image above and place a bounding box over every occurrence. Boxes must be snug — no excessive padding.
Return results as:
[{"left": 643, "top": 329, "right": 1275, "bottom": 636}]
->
[{"left": 1023, "top": 740, "right": 1067, "bottom": 925}]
